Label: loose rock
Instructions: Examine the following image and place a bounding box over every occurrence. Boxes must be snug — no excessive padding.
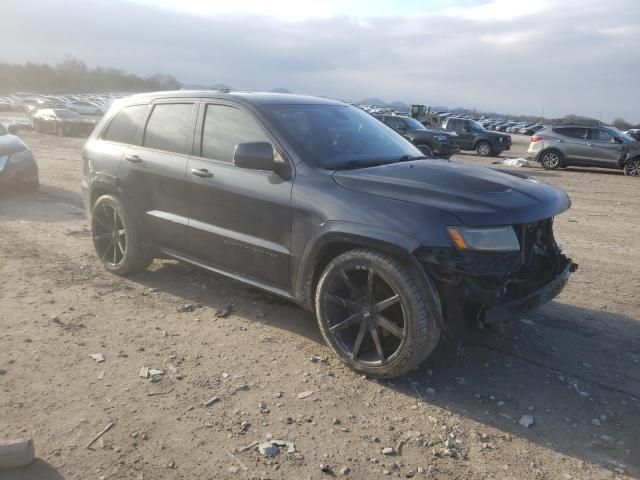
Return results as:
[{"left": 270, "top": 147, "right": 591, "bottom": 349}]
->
[
  {"left": 89, "top": 353, "right": 105, "bottom": 363},
  {"left": 519, "top": 415, "right": 534, "bottom": 428}
]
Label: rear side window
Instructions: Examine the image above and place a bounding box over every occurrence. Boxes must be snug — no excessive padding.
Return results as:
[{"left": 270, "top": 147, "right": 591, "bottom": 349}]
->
[
  {"left": 143, "top": 103, "right": 194, "bottom": 154},
  {"left": 201, "top": 105, "right": 270, "bottom": 163},
  {"left": 103, "top": 105, "right": 149, "bottom": 145},
  {"left": 384, "top": 117, "right": 404, "bottom": 129},
  {"left": 553, "top": 127, "right": 588, "bottom": 140}
]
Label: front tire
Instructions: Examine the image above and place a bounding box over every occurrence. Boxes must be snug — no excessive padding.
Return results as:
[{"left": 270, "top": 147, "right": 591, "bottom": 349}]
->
[
  {"left": 315, "top": 249, "right": 441, "bottom": 379},
  {"left": 91, "top": 194, "right": 152, "bottom": 275},
  {"left": 417, "top": 144, "right": 434, "bottom": 157},
  {"left": 623, "top": 158, "right": 640, "bottom": 176},
  {"left": 540, "top": 149, "right": 562, "bottom": 170},
  {"left": 476, "top": 141, "right": 492, "bottom": 157}
]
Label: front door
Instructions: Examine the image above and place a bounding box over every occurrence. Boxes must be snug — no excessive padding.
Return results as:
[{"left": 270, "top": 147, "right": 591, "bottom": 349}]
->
[
  {"left": 186, "top": 102, "right": 293, "bottom": 290},
  {"left": 586, "top": 128, "right": 624, "bottom": 167}
]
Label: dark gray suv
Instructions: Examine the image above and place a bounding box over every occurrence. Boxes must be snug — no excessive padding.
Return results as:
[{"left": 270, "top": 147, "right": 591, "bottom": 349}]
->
[
  {"left": 528, "top": 125, "right": 640, "bottom": 176},
  {"left": 82, "top": 91, "right": 575, "bottom": 378}
]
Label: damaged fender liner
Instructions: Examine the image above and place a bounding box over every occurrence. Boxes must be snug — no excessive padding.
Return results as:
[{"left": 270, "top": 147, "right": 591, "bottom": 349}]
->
[{"left": 483, "top": 259, "right": 577, "bottom": 326}]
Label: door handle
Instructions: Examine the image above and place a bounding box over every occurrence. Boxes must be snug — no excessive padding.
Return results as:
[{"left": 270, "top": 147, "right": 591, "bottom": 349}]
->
[
  {"left": 125, "top": 154, "right": 142, "bottom": 163},
  {"left": 191, "top": 168, "right": 213, "bottom": 178}
]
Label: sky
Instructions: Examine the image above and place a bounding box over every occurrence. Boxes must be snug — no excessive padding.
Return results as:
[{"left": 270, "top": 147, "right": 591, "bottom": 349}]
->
[{"left": 1, "top": 0, "right": 639, "bottom": 122}]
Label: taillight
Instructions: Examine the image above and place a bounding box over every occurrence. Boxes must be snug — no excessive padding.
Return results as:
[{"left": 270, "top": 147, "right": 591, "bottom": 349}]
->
[{"left": 531, "top": 135, "right": 543, "bottom": 142}]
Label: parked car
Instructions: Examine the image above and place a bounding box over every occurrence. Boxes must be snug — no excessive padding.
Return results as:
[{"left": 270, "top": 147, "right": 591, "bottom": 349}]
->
[
  {"left": 66, "top": 101, "right": 105, "bottom": 116},
  {"left": 375, "top": 114, "right": 460, "bottom": 158},
  {"left": 32, "top": 109, "right": 95, "bottom": 137},
  {"left": 82, "top": 91, "right": 576, "bottom": 378},
  {"left": 528, "top": 125, "right": 640, "bottom": 176},
  {"left": 0, "top": 123, "right": 39, "bottom": 190},
  {"left": 520, "top": 124, "right": 543, "bottom": 135},
  {"left": 442, "top": 117, "right": 511, "bottom": 156},
  {"left": 624, "top": 129, "right": 640, "bottom": 141}
]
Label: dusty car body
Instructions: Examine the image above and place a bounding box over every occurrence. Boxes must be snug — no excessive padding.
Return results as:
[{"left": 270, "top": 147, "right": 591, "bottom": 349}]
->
[
  {"left": 82, "top": 91, "right": 575, "bottom": 378},
  {"left": 32, "top": 108, "right": 95, "bottom": 137},
  {"left": 0, "top": 123, "right": 39, "bottom": 190}
]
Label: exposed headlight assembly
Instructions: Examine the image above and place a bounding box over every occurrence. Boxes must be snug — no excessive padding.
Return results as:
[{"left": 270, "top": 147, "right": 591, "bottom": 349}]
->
[
  {"left": 447, "top": 226, "right": 520, "bottom": 252},
  {"left": 9, "top": 149, "right": 34, "bottom": 164}
]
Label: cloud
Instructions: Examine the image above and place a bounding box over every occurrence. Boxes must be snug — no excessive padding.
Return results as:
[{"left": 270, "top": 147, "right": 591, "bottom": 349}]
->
[{"left": 1, "top": 0, "right": 638, "bottom": 122}]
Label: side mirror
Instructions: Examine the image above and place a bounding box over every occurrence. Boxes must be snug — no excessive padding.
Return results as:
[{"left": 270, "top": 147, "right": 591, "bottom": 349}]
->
[
  {"left": 234, "top": 142, "right": 279, "bottom": 173},
  {"left": 7, "top": 124, "right": 18, "bottom": 134}
]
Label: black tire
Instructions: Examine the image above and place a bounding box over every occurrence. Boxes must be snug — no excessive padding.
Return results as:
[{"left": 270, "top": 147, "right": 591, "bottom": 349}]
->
[
  {"left": 539, "top": 149, "right": 563, "bottom": 170},
  {"left": 315, "top": 249, "right": 441, "bottom": 379},
  {"left": 623, "top": 158, "right": 640, "bottom": 176},
  {"left": 417, "top": 144, "right": 434, "bottom": 157},
  {"left": 475, "top": 141, "right": 492, "bottom": 157},
  {"left": 91, "top": 194, "right": 152, "bottom": 275}
]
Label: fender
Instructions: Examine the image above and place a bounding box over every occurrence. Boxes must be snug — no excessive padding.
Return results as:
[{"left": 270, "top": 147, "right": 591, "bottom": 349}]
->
[{"left": 294, "top": 220, "right": 422, "bottom": 309}]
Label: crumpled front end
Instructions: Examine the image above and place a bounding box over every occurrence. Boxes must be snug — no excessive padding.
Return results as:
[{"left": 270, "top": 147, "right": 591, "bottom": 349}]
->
[{"left": 418, "top": 217, "right": 577, "bottom": 331}]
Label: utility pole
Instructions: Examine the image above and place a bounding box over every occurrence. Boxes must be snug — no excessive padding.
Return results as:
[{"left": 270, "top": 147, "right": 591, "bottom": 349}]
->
[{"left": 540, "top": 106, "right": 544, "bottom": 123}]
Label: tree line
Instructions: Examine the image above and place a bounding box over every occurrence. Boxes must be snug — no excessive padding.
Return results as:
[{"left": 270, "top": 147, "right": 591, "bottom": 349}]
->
[{"left": 0, "top": 57, "right": 181, "bottom": 94}]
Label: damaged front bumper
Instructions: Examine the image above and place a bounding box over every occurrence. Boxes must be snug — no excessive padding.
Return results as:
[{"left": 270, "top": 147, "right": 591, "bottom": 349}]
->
[{"left": 418, "top": 218, "right": 577, "bottom": 330}]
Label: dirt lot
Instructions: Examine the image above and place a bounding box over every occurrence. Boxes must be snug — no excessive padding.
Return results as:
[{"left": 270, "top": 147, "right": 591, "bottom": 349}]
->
[{"left": 1, "top": 120, "right": 639, "bottom": 480}]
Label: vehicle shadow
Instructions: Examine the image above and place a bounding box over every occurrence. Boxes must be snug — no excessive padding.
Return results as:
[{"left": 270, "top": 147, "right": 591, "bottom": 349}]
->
[
  {"left": 0, "top": 184, "right": 85, "bottom": 223},
  {"left": 0, "top": 459, "right": 66, "bottom": 480},
  {"left": 389, "top": 301, "right": 640, "bottom": 477}
]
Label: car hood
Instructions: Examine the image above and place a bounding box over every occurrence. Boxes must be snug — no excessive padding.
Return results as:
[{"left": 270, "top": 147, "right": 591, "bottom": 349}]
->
[
  {"left": 0, "top": 134, "right": 28, "bottom": 156},
  {"left": 332, "top": 160, "right": 570, "bottom": 225}
]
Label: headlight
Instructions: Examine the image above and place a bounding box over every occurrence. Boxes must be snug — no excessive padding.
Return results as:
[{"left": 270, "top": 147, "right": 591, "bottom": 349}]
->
[
  {"left": 8, "top": 149, "right": 34, "bottom": 164},
  {"left": 434, "top": 135, "right": 449, "bottom": 142},
  {"left": 447, "top": 226, "right": 520, "bottom": 252}
]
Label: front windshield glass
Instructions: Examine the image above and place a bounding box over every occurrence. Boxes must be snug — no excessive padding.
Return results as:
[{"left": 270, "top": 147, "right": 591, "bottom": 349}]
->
[
  {"left": 54, "top": 109, "right": 81, "bottom": 119},
  {"left": 609, "top": 128, "right": 637, "bottom": 143},
  {"left": 404, "top": 117, "right": 426, "bottom": 131},
  {"left": 262, "top": 104, "right": 422, "bottom": 169}
]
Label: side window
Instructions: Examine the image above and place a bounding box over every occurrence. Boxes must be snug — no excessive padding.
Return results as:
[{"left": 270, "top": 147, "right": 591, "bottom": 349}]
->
[
  {"left": 384, "top": 117, "right": 403, "bottom": 130},
  {"left": 201, "top": 104, "right": 271, "bottom": 163},
  {"left": 143, "top": 103, "right": 194, "bottom": 154},
  {"left": 103, "top": 105, "right": 150, "bottom": 145},
  {"left": 590, "top": 128, "right": 615, "bottom": 142},
  {"left": 554, "top": 127, "right": 588, "bottom": 140}
]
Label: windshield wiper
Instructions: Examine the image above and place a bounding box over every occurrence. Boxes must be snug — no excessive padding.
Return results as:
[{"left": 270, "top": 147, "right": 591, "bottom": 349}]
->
[{"left": 397, "top": 155, "right": 428, "bottom": 161}]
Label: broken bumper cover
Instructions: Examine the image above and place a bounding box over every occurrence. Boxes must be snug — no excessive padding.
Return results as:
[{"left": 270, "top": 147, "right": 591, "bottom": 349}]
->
[{"left": 483, "top": 259, "right": 577, "bottom": 326}]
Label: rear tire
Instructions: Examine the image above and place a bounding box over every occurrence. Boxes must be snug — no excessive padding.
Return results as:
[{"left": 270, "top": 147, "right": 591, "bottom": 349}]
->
[
  {"left": 91, "top": 194, "right": 152, "bottom": 276},
  {"left": 315, "top": 249, "right": 441, "bottom": 379},
  {"left": 540, "top": 149, "right": 562, "bottom": 170},
  {"left": 476, "top": 141, "right": 492, "bottom": 157},
  {"left": 623, "top": 158, "right": 640, "bottom": 176}
]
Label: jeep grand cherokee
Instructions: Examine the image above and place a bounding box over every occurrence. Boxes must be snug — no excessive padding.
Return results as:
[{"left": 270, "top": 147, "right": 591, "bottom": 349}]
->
[{"left": 82, "top": 91, "right": 575, "bottom": 378}]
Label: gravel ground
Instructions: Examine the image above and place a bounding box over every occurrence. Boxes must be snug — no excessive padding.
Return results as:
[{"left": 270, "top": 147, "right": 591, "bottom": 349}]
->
[{"left": 1, "top": 119, "right": 639, "bottom": 480}]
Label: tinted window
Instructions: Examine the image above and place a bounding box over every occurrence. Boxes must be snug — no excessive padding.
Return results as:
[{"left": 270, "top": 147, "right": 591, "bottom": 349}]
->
[
  {"left": 103, "top": 105, "right": 150, "bottom": 145},
  {"left": 384, "top": 116, "right": 404, "bottom": 130},
  {"left": 143, "top": 103, "right": 194, "bottom": 154},
  {"left": 590, "top": 128, "right": 615, "bottom": 142},
  {"left": 202, "top": 105, "right": 270, "bottom": 162},
  {"left": 554, "top": 127, "right": 588, "bottom": 140},
  {"left": 263, "top": 104, "right": 421, "bottom": 169}
]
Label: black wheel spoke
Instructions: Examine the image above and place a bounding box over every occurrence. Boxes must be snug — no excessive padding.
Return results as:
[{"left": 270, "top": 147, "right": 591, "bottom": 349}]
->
[
  {"left": 94, "top": 232, "right": 112, "bottom": 241},
  {"left": 112, "top": 238, "right": 118, "bottom": 263},
  {"left": 117, "top": 238, "right": 126, "bottom": 257},
  {"left": 94, "top": 215, "right": 110, "bottom": 230},
  {"left": 375, "top": 294, "right": 400, "bottom": 312},
  {"left": 377, "top": 315, "right": 404, "bottom": 339},
  {"left": 370, "top": 326, "right": 385, "bottom": 362},
  {"left": 329, "top": 312, "right": 363, "bottom": 333},
  {"left": 351, "top": 319, "right": 368, "bottom": 360},
  {"left": 101, "top": 239, "right": 114, "bottom": 260},
  {"left": 366, "top": 268, "right": 374, "bottom": 303},
  {"left": 340, "top": 270, "right": 358, "bottom": 295},
  {"left": 325, "top": 294, "right": 358, "bottom": 310}
]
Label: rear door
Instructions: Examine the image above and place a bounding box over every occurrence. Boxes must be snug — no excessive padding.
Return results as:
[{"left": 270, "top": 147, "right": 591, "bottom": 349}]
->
[
  {"left": 118, "top": 101, "right": 197, "bottom": 252},
  {"left": 185, "top": 102, "right": 293, "bottom": 289},
  {"left": 586, "top": 128, "right": 624, "bottom": 167},
  {"left": 552, "top": 127, "right": 590, "bottom": 163}
]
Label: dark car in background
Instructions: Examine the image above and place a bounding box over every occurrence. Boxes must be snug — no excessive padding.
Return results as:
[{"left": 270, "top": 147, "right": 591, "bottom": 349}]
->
[
  {"left": 32, "top": 108, "right": 95, "bottom": 137},
  {"left": 528, "top": 125, "right": 640, "bottom": 176},
  {"left": 0, "top": 123, "right": 39, "bottom": 190},
  {"left": 81, "top": 91, "right": 575, "bottom": 378},
  {"left": 442, "top": 117, "right": 511, "bottom": 156},
  {"left": 375, "top": 114, "right": 460, "bottom": 158},
  {"left": 520, "top": 124, "right": 543, "bottom": 135},
  {"left": 624, "top": 129, "right": 640, "bottom": 141}
]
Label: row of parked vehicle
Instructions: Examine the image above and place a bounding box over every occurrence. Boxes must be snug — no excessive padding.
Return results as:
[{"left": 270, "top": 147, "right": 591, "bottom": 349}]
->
[{"left": 0, "top": 92, "right": 128, "bottom": 116}]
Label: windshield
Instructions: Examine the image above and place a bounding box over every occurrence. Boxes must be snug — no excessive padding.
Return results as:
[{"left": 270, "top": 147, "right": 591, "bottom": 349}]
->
[
  {"left": 53, "top": 109, "right": 81, "bottom": 119},
  {"left": 262, "top": 104, "right": 422, "bottom": 169},
  {"left": 609, "top": 127, "right": 637, "bottom": 143},
  {"left": 404, "top": 117, "right": 426, "bottom": 131}
]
